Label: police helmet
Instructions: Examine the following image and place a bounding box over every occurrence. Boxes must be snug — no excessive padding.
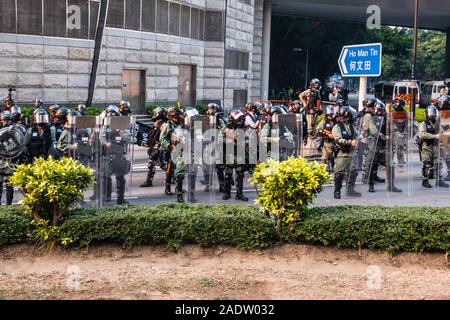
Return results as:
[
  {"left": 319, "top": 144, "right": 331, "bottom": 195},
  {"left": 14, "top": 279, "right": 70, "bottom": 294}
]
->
[
  {"left": 35, "top": 108, "right": 50, "bottom": 125},
  {"left": 325, "top": 105, "right": 335, "bottom": 118},
  {"left": 426, "top": 105, "right": 439, "bottom": 122},
  {"left": 339, "top": 105, "right": 353, "bottom": 122},
  {"left": 364, "top": 98, "right": 377, "bottom": 110},
  {"left": 228, "top": 110, "right": 245, "bottom": 128},
  {"left": 437, "top": 95, "right": 450, "bottom": 110},
  {"left": 375, "top": 101, "right": 387, "bottom": 116},
  {"left": 271, "top": 105, "right": 286, "bottom": 115},
  {"left": 55, "top": 107, "right": 70, "bottom": 123},
  {"left": 34, "top": 98, "right": 43, "bottom": 108},
  {"left": 167, "top": 106, "right": 183, "bottom": 122},
  {"left": 207, "top": 103, "right": 222, "bottom": 115},
  {"left": 310, "top": 78, "right": 321, "bottom": 89},
  {"left": 119, "top": 100, "right": 132, "bottom": 115},
  {"left": 152, "top": 107, "right": 168, "bottom": 121},
  {"left": 444, "top": 78, "right": 450, "bottom": 87},
  {"left": 393, "top": 98, "right": 406, "bottom": 111},
  {"left": 48, "top": 104, "right": 60, "bottom": 116},
  {"left": 0, "top": 111, "right": 13, "bottom": 122},
  {"left": 77, "top": 104, "right": 87, "bottom": 114},
  {"left": 247, "top": 102, "right": 258, "bottom": 113},
  {"left": 10, "top": 105, "right": 22, "bottom": 122},
  {"left": 105, "top": 105, "right": 120, "bottom": 117}
]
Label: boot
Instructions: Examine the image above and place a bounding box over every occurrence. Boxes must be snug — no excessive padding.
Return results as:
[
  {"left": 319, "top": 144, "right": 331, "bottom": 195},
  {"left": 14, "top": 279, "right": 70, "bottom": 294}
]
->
[
  {"left": 116, "top": 176, "right": 127, "bottom": 205},
  {"left": 187, "top": 175, "right": 197, "bottom": 203},
  {"left": 217, "top": 168, "right": 226, "bottom": 193},
  {"left": 222, "top": 173, "right": 233, "bottom": 200},
  {"left": 334, "top": 174, "right": 343, "bottom": 199},
  {"left": 422, "top": 180, "right": 432, "bottom": 188},
  {"left": 347, "top": 171, "right": 362, "bottom": 197},
  {"left": 386, "top": 168, "right": 402, "bottom": 193},
  {"left": 437, "top": 179, "right": 449, "bottom": 188},
  {"left": 235, "top": 174, "right": 248, "bottom": 202},
  {"left": 176, "top": 177, "right": 185, "bottom": 203},
  {"left": 165, "top": 184, "right": 173, "bottom": 196},
  {"left": 6, "top": 186, "right": 13, "bottom": 205},
  {"left": 374, "top": 175, "right": 385, "bottom": 183},
  {"left": 140, "top": 171, "right": 154, "bottom": 188},
  {"left": 368, "top": 183, "right": 375, "bottom": 193}
]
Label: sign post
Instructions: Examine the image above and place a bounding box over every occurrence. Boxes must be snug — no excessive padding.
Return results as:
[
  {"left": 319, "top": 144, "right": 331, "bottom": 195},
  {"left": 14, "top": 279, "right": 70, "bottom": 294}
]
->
[{"left": 338, "top": 43, "right": 382, "bottom": 111}]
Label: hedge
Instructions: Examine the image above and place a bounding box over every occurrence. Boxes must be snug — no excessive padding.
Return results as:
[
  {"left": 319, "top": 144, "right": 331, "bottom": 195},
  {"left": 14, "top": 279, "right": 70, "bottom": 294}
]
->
[
  {"left": 0, "top": 205, "right": 449, "bottom": 253},
  {"left": 291, "top": 206, "right": 450, "bottom": 253}
]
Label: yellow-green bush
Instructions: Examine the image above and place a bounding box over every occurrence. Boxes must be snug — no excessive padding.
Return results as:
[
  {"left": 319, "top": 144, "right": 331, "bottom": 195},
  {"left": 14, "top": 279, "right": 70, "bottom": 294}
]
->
[
  {"left": 10, "top": 157, "right": 94, "bottom": 227},
  {"left": 251, "top": 157, "right": 331, "bottom": 232}
]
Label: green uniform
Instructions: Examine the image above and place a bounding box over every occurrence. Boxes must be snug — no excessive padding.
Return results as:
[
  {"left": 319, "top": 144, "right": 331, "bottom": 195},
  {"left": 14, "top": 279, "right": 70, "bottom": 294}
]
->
[
  {"left": 418, "top": 120, "right": 440, "bottom": 181},
  {"left": 332, "top": 120, "right": 359, "bottom": 196},
  {"left": 317, "top": 118, "right": 335, "bottom": 171},
  {"left": 56, "top": 127, "right": 73, "bottom": 156},
  {"left": 300, "top": 88, "right": 321, "bottom": 137},
  {"left": 160, "top": 120, "right": 186, "bottom": 179}
]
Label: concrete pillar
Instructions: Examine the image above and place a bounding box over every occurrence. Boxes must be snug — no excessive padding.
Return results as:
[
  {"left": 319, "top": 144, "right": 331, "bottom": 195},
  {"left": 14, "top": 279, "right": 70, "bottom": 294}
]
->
[
  {"left": 261, "top": 0, "right": 271, "bottom": 100},
  {"left": 446, "top": 28, "right": 450, "bottom": 77}
]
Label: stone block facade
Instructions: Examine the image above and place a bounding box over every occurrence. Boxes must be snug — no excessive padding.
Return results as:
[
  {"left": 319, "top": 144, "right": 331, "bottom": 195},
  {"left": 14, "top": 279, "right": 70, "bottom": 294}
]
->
[{"left": 0, "top": 0, "right": 267, "bottom": 112}]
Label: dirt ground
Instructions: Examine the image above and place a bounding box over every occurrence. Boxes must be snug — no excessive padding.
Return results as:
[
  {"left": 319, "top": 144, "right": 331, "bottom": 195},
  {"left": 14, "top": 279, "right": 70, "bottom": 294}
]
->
[{"left": 0, "top": 244, "right": 449, "bottom": 300}]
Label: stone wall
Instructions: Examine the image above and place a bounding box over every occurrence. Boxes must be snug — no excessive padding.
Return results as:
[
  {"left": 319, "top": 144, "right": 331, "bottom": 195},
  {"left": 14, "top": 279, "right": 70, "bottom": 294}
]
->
[{"left": 0, "top": 0, "right": 265, "bottom": 110}]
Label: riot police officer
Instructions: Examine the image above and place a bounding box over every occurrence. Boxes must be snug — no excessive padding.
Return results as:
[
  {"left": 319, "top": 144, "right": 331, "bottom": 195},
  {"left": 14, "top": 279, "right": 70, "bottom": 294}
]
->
[
  {"left": 101, "top": 105, "right": 131, "bottom": 205},
  {"left": 23, "top": 108, "right": 55, "bottom": 163},
  {"left": 368, "top": 102, "right": 402, "bottom": 193},
  {"left": 54, "top": 111, "right": 81, "bottom": 159},
  {"left": 317, "top": 105, "right": 337, "bottom": 173},
  {"left": 140, "top": 107, "right": 168, "bottom": 188},
  {"left": 299, "top": 78, "right": 322, "bottom": 138},
  {"left": 204, "top": 103, "right": 227, "bottom": 193},
  {"left": 160, "top": 106, "right": 185, "bottom": 201},
  {"left": 10, "top": 105, "right": 27, "bottom": 132},
  {"left": 288, "top": 100, "right": 302, "bottom": 114},
  {"left": 119, "top": 100, "right": 132, "bottom": 116},
  {"left": 222, "top": 110, "right": 248, "bottom": 202},
  {"left": 52, "top": 107, "right": 69, "bottom": 142},
  {"left": 259, "top": 105, "right": 291, "bottom": 161},
  {"left": 332, "top": 106, "right": 361, "bottom": 199},
  {"left": 77, "top": 104, "right": 87, "bottom": 116},
  {"left": 418, "top": 105, "right": 449, "bottom": 188},
  {"left": 0, "top": 111, "right": 24, "bottom": 205}
]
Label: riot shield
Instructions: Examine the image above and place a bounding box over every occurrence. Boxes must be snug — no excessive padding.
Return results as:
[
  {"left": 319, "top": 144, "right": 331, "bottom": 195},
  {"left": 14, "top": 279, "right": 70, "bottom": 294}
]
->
[
  {"left": 437, "top": 110, "right": 450, "bottom": 187},
  {"left": 186, "top": 115, "right": 216, "bottom": 204},
  {"left": 273, "top": 113, "right": 302, "bottom": 161},
  {"left": 342, "top": 115, "right": 383, "bottom": 197},
  {"left": 72, "top": 116, "right": 101, "bottom": 208},
  {"left": 387, "top": 112, "right": 414, "bottom": 196},
  {"left": 99, "top": 116, "right": 135, "bottom": 206}
]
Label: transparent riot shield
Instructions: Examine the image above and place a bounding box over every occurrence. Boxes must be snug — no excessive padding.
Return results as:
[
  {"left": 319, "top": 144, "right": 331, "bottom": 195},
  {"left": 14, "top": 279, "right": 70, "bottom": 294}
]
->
[
  {"left": 72, "top": 116, "right": 101, "bottom": 208},
  {"left": 387, "top": 112, "right": 414, "bottom": 197},
  {"left": 99, "top": 116, "right": 135, "bottom": 206},
  {"left": 342, "top": 115, "right": 383, "bottom": 198},
  {"left": 185, "top": 115, "right": 216, "bottom": 204},
  {"left": 273, "top": 113, "right": 302, "bottom": 161},
  {"left": 437, "top": 110, "right": 450, "bottom": 187}
]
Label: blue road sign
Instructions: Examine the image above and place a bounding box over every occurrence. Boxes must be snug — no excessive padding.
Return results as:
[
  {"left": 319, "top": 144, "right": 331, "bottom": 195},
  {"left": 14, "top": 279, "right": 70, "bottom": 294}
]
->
[{"left": 338, "top": 43, "right": 382, "bottom": 77}]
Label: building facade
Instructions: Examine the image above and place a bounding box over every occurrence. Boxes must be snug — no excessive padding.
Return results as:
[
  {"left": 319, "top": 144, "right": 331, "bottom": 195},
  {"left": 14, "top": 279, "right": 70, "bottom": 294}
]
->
[{"left": 0, "top": 0, "right": 270, "bottom": 114}]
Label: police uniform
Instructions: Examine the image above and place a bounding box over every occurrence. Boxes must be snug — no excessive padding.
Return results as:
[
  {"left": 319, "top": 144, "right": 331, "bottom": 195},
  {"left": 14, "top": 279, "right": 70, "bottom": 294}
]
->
[
  {"left": 140, "top": 119, "right": 166, "bottom": 188},
  {"left": 299, "top": 88, "right": 321, "bottom": 137},
  {"left": 160, "top": 118, "right": 186, "bottom": 202},
  {"left": 418, "top": 120, "right": 441, "bottom": 186},
  {"left": 23, "top": 125, "right": 55, "bottom": 163},
  {"left": 100, "top": 126, "right": 131, "bottom": 204},
  {"left": 332, "top": 118, "right": 360, "bottom": 198},
  {"left": 317, "top": 117, "right": 336, "bottom": 172}
]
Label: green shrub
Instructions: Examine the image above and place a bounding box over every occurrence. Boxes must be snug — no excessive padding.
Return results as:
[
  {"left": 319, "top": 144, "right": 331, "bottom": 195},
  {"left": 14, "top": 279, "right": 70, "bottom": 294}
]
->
[
  {"left": 251, "top": 157, "right": 331, "bottom": 233},
  {"left": 289, "top": 206, "right": 450, "bottom": 253},
  {"left": 10, "top": 157, "right": 94, "bottom": 226},
  {"left": 0, "top": 205, "right": 448, "bottom": 253},
  {"left": 59, "top": 204, "right": 275, "bottom": 250},
  {"left": 0, "top": 207, "right": 32, "bottom": 245}
]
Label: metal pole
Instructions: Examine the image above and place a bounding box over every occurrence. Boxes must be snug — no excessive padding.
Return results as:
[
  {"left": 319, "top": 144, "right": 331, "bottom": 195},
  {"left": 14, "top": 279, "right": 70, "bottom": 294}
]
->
[
  {"left": 87, "top": 0, "right": 109, "bottom": 107},
  {"left": 359, "top": 77, "right": 367, "bottom": 112},
  {"left": 412, "top": 0, "right": 419, "bottom": 80},
  {"left": 411, "top": 0, "right": 419, "bottom": 118},
  {"left": 305, "top": 49, "right": 309, "bottom": 90},
  {"left": 261, "top": 0, "right": 272, "bottom": 100}
]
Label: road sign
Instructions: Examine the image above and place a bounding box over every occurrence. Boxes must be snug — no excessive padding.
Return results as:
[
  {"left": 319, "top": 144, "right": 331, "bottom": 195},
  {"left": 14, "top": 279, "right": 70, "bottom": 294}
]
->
[{"left": 339, "top": 43, "right": 382, "bottom": 77}]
